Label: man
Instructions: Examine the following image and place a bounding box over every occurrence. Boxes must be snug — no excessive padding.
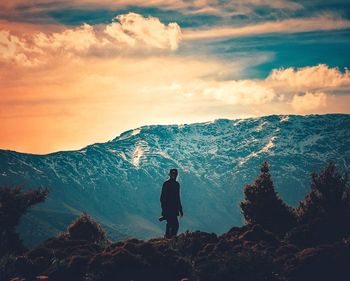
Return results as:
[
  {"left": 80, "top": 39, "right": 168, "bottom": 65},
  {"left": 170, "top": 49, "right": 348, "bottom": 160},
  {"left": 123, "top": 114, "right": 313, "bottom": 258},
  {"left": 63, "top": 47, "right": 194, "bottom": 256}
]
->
[{"left": 160, "top": 168, "right": 183, "bottom": 238}]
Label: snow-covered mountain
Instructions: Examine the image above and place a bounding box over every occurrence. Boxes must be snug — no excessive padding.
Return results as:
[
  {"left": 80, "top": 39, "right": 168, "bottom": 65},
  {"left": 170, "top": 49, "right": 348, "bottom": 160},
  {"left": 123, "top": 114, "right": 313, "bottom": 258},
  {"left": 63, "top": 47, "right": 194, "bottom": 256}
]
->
[{"left": 0, "top": 114, "right": 349, "bottom": 246}]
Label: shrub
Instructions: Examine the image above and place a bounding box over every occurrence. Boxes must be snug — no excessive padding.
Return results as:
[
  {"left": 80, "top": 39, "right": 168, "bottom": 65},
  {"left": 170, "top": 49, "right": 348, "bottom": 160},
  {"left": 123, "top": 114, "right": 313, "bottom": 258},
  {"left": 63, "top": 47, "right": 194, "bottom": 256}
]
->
[
  {"left": 240, "top": 162, "right": 296, "bottom": 235},
  {"left": 297, "top": 163, "right": 349, "bottom": 222},
  {"left": 295, "top": 163, "right": 350, "bottom": 242},
  {"left": 0, "top": 186, "right": 48, "bottom": 256},
  {"left": 67, "top": 212, "right": 107, "bottom": 243},
  {"left": 0, "top": 186, "right": 48, "bottom": 230}
]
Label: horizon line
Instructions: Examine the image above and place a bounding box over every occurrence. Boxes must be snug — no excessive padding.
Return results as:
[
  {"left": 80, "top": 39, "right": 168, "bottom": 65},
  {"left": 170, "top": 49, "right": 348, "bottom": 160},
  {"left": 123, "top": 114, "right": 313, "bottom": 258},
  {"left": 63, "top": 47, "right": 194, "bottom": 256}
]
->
[{"left": 1, "top": 113, "right": 348, "bottom": 156}]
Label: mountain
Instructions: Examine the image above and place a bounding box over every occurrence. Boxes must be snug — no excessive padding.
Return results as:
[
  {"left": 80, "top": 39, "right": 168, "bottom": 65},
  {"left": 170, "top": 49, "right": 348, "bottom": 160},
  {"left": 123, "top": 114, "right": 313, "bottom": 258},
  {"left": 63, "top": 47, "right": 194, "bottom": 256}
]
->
[{"left": 0, "top": 114, "right": 349, "bottom": 246}]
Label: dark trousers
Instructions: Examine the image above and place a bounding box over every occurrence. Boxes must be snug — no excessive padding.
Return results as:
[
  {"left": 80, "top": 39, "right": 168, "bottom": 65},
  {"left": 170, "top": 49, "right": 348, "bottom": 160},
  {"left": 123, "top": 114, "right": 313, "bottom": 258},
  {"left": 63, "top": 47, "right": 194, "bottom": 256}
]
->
[{"left": 165, "top": 215, "right": 179, "bottom": 238}]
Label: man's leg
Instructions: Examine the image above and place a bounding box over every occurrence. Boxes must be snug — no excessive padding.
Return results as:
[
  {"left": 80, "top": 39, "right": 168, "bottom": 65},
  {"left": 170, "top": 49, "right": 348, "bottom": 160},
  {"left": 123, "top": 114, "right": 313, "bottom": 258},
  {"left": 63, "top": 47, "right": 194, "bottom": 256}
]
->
[
  {"left": 166, "top": 216, "right": 179, "bottom": 238},
  {"left": 171, "top": 216, "right": 179, "bottom": 237},
  {"left": 165, "top": 216, "right": 177, "bottom": 238},
  {"left": 165, "top": 219, "right": 171, "bottom": 238}
]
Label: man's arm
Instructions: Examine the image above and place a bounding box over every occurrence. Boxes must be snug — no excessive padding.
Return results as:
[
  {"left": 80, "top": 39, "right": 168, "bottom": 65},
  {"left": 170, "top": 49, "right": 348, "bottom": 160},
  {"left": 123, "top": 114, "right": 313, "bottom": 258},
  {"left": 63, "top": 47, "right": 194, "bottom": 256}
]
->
[
  {"left": 160, "top": 182, "right": 166, "bottom": 213},
  {"left": 177, "top": 183, "right": 183, "bottom": 216}
]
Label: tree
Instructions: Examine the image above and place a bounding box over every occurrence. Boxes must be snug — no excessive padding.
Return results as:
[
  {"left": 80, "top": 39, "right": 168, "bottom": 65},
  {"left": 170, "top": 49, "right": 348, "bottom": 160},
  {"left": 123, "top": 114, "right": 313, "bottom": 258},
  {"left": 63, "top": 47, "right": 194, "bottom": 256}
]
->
[
  {"left": 0, "top": 186, "right": 48, "bottom": 256},
  {"left": 296, "top": 163, "right": 350, "bottom": 242},
  {"left": 240, "top": 162, "right": 296, "bottom": 235}
]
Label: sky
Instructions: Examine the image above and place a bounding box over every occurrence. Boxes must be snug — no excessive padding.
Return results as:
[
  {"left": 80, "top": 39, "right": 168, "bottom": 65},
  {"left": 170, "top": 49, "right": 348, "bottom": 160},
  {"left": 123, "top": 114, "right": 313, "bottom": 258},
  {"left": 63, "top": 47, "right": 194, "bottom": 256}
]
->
[{"left": 0, "top": 0, "right": 350, "bottom": 154}]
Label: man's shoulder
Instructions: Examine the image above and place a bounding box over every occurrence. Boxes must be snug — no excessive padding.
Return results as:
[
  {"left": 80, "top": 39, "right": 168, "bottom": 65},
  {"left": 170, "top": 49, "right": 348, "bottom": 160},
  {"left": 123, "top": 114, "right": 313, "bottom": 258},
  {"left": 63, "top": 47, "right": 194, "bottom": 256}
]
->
[
  {"left": 163, "top": 179, "right": 179, "bottom": 186},
  {"left": 163, "top": 179, "right": 170, "bottom": 186}
]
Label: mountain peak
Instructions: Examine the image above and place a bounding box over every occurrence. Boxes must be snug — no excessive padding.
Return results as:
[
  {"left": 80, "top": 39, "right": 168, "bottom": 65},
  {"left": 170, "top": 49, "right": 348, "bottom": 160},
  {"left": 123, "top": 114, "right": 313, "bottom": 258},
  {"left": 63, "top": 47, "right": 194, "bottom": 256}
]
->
[{"left": 0, "top": 114, "right": 349, "bottom": 246}]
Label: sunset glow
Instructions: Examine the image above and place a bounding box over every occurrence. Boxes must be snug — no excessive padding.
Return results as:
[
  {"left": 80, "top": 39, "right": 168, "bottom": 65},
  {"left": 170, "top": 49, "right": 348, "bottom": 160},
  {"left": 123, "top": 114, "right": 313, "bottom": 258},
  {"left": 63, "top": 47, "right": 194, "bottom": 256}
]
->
[{"left": 1, "top": 0, "right": 350, "bottom": 153}]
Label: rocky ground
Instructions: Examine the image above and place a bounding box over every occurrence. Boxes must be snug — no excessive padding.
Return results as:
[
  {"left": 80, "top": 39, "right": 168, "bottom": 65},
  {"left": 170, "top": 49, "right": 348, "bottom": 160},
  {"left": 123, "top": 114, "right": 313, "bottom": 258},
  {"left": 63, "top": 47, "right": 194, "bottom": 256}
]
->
[{"left": 2, "top": 221, "right": 350, "bottom": 281}]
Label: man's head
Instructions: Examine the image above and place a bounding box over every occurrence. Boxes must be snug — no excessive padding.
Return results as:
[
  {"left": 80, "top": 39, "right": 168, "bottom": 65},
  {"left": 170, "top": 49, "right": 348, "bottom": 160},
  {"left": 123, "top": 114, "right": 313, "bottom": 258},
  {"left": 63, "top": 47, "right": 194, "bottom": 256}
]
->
[{"left": 169, "top": 168, "right": 178, "bottom": 179}]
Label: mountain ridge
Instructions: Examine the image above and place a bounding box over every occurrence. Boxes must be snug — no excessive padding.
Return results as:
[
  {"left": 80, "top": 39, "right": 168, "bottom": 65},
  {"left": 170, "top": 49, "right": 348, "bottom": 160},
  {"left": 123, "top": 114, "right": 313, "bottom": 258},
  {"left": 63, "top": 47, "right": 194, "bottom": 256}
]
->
[
  {"left": 0, "top": 114, "right": 349, "bottom": 246},
  {"left": 1, "top": 113, "right": 347, "bottom": 155}
]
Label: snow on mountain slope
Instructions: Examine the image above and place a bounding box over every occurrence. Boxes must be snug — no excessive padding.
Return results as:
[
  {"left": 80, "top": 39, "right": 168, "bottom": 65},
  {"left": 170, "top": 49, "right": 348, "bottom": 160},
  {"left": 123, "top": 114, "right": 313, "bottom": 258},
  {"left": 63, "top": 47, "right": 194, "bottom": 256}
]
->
[{"left": 0, "top": 114, "right": 349, "bottom": 246}]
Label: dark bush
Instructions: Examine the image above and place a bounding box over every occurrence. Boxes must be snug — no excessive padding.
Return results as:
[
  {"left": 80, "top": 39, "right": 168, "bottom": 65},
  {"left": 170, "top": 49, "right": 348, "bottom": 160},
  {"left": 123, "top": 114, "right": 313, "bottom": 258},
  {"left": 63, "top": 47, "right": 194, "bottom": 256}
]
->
[
  {"left": 0, "top": 186, "right": 48, "bottom": 256},
  {"left": 296, "top": 163, "right": 350, "bottom": 243},
  {"left": 67, "top": 212, "right": 107, "bottom": 243},
  {"left": 297, "top": 163, "right": 349, "bottom": 222},
  {"left": 284, "top": 239, "right": 350, "bottom": 281},
  {"left": 240, "top": 162, "right": 297, "bottom": 235}
]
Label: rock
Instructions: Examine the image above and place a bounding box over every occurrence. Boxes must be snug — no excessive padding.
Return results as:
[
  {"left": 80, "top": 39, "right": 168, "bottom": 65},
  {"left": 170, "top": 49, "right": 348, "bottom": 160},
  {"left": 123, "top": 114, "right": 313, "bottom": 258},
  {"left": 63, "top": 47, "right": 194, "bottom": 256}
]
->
[
  {"left": 285, "top": 240, "right": 350, "bottom": 281},
  {"left": 239, "top": 225, "right": 277, "bottom": 244}
]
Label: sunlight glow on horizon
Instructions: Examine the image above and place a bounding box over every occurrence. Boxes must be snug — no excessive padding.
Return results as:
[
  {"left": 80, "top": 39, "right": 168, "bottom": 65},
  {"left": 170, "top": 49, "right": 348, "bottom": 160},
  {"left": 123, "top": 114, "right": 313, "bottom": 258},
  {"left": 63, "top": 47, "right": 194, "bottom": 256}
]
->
[{"left": 0, "top": 1, "right": 350, "bottom": 153}]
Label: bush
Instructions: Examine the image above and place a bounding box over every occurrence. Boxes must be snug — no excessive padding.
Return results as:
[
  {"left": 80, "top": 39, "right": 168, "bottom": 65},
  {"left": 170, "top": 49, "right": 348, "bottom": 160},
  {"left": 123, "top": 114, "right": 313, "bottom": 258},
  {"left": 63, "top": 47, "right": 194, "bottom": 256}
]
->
[
  {"left": 67, "top": 212, "right": 107, "bottom": 243},
  {"left": 0, "top": 186, "right": 48, "bottom": 256},
  {"left": 297, "top": 163, "right": 349, "bottom": 222},
  {"left": 295, "top": 163, "right": 350, "bottom": 243},
  {"left": 240, "top": 162, "right": 296, "bottom": 235}
]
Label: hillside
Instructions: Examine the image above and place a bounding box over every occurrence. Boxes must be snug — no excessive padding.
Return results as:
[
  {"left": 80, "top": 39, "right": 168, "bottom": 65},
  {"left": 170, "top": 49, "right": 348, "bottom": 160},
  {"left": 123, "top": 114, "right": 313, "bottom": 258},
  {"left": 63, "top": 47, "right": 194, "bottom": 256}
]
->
[
  {"left": 0, "top": 114, "right": 349, "bottom": 246},
  {"left": 4, "top": 223, "right": 350, "bottom": 281}
]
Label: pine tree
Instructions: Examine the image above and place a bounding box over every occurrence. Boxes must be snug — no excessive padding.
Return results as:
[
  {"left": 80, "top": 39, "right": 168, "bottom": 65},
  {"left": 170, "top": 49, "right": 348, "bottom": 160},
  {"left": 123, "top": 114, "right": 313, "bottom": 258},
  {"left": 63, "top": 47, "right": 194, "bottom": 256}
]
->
[
  {"left": 296, "top": 163, "right": 350, "bottom": 241},
  {"left": 240, "top": 161, "right": 296, "bottom": 235}
]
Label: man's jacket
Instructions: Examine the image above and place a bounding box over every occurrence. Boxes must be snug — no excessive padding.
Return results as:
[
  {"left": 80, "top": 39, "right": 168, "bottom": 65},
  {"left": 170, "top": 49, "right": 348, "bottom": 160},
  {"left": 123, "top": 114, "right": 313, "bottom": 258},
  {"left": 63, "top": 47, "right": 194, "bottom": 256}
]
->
[{"left": 160, "top": 179, "right": 183, "bottom": 217}]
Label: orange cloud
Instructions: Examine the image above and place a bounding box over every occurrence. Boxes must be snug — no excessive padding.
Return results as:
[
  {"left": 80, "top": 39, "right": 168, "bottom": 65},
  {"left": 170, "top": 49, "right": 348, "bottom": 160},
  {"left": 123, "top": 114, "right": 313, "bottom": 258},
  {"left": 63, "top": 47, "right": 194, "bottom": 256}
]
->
[
  {"left": 105, "top": 13, "right": 181, "bottom": 50},
  {"left": 0, "top": 55, "right": 230, "bottom": 153},
  {"left": 1, "top": 55, "right": 349, "bottom": 154},
  {"left": 291, "top": 92, "right": 328, "bottom": 113},
  {"left": 183, "top": 16, "right": 350, "bottom": 40},
  {"left": 0, "top": 0, "right": 303, "bottom": 17},
  {"left": 34, "top": 24, "right": 98, "bottom": 52},
  {"left": 1, "top": 9, "right": 350, "bottom": 154},
  {"left": 267, "top": 64, "right": 350, "bottom": 91},
  {"left": 0, "top": 13, "right": 182, "bottom": 67}
]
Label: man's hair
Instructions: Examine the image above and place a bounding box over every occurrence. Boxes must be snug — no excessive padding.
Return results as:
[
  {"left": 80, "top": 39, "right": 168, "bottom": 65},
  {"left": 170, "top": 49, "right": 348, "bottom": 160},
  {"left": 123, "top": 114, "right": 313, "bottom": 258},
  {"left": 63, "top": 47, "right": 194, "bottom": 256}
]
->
[{"left": 169, "top": 168, "right": 178, "bottom": 176}]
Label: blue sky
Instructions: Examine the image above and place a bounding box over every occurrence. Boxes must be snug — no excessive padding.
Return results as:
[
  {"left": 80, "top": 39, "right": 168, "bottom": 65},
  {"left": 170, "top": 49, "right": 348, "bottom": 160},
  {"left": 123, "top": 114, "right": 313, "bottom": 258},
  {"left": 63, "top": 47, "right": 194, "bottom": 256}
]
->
[
  {"left": 1, "top": 0, "right": 350, "bottom": 153},
  {"left": 5, "top": 0, "right": 348, "bottom": 78},
  {"left": 2, "top": 1, "right": 350, "bottom": 69}
]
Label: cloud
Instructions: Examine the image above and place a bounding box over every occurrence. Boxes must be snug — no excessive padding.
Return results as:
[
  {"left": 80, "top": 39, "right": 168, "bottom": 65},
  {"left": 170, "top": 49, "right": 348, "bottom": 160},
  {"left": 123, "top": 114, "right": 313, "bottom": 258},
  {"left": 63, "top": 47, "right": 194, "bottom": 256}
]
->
[
  {"left": 34, "top": 23, "right": 98, "bottom": 52},
  {"left": 183, "top": 16, "right": 350, "bottom": 40},
  {"left": 0, "top": 25, "right": 99, "bottom": 66},
  {"left": 1, "top": 52, "right": 350, "bottom": 153},
  {"left": 291, "top": 92, "right": 328, "bottom": 112},
  {"left": 203, "top": 80, "right": 276, "bottom": 105},
  {"left": 0, "top": 55, "right": 232, "bottom": 153},
  {"left": 0, "top": 13, "right": 182, "bottom": 66},
  {"left": 94, "top": 0, "right": 303, "bottom": 12},
  {"left": 105, "top": 13, "right": 181, "bottom": 50},
  {"left": 0, "top": 30, "right": 41, "bottom": 66},
  {"left": 134, "top": 63, "right": 350, "bottom": 118},
  {"left": 266, "top": 64, "right": 350, "bottom": 92},
  {"left": 0, "top": 0, "right": 303, "bottom": 19},
  {"left": 145, "top": 64, "right": 350, "bottom": 114},
  {"left": 164, "top": 79, "right": 276, "bottom": 105}
]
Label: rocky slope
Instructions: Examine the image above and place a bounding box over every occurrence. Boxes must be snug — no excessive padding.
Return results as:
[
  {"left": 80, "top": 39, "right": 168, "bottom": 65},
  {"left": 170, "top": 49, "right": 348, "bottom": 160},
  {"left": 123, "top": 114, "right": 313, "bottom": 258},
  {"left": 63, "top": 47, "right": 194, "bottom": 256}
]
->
[
  {"left": 3, "top": 222, "right": 350, "bottom": 281},
  {"left": 0, "top": 114, "right": 349, "bottom": 245}
]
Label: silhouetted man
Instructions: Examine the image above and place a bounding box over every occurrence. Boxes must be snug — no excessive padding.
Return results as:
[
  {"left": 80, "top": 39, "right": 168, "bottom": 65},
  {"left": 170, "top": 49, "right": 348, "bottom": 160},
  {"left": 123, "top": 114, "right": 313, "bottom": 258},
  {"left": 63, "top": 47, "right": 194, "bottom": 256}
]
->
[{"left": 160, "top": 169, "right": 183, "bottom": 238}]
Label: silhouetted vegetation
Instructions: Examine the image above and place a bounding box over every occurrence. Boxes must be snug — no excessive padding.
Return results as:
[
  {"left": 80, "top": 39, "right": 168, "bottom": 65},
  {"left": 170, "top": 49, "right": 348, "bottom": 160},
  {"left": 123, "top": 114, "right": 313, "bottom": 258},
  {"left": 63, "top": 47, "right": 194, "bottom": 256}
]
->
[
  {"left": 297, "top": 162, "right": 349, "bottom": 222},
  {"left": 2, "top": 162, "right": 350, "bottom": 281},
  {"left": 0, "top": 186, "right": 48, "bottom": 256},
  {"left": 289, "top": 163, "right": 350, "bottom": 245},
  {"left": 240, "top": 161, "right": 297, "bottom": 235},
  {"left": 66, "top": 212, "right": 107, "bottom": 244}
]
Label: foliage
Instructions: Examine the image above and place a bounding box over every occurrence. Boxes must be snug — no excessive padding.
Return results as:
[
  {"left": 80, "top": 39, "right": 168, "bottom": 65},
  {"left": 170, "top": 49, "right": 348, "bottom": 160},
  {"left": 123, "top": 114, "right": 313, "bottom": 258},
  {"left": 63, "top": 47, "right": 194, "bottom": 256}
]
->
[
  {"left": 240, "top": 161, "right": 297, "bottom": 235},
  {"left": 0, "top": 186, "right": 48, "bottom": 256},
  {"left": 3, "top": 162, "right": 350, "bottom": 280},
  {"left": 0, "top": 186, "right": 48, "bottom": 230},
  {"left": 297, "top": 163, "right": 349, "bottom": 221},
  {"left": 295, "top": 163, "right": 350, "bottom": 243},
  {"left": 67, "top": 212, "right": 107, "bottom": 243}
]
